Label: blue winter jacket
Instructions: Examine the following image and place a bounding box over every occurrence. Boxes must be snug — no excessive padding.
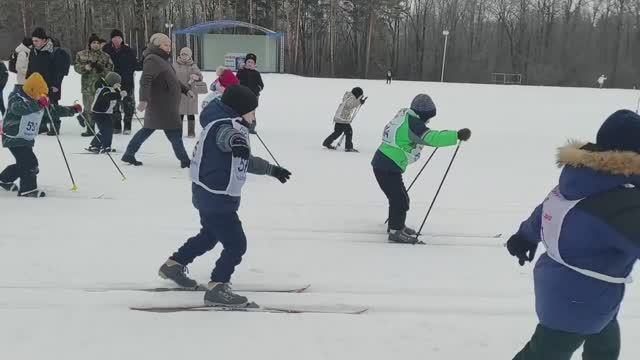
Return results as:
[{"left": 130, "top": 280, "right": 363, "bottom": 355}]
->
[
  {"left": 516, "top": 142, "right": 640, "bottom": 334},
  {"left": 191, "top": 98, "right": 273, "bottom": 213}
]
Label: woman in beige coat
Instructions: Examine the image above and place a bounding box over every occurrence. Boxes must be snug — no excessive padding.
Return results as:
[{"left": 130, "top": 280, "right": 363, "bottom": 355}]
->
[{"left": 173, "top": 47, "right": 202, "bottom": 137}]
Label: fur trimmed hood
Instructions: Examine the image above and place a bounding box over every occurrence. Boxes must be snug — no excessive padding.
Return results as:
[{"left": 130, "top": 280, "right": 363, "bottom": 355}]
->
[{"left": 557, "top": 140, "right": 640, "bottom": 177}]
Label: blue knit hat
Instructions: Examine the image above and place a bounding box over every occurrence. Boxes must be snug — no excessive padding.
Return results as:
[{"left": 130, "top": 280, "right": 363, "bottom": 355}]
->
[
  {"left": 595, "top": 110, "right": 640, "bottom": 153},
  {"left": 410, "top": 94, "right": 437, "bottom": 121}
]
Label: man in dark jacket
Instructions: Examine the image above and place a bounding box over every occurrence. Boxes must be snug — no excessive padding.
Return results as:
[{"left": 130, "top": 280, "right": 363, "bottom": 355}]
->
[
  {"left": 236, "top": 53, "right": 264, "bottom": 97},
  {"left": 236, "top": 53, "right": 264, "bottom": 133},
  {"left": 27, "top": 27, "right": 69, "bottom": 135},
  {"left": 0, "top": 62, "right": 7, "bottom": 116},
  {"left": 103, "top": 29, "right": 137, "bottom": 134}
]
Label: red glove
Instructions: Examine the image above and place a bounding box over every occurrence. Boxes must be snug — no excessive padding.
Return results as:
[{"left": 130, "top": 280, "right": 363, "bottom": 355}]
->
[
  {"left": 71, "top": 104, "right": 83, "bottom": 113},
  {"left": 37, "top": 96, "right": 50, "bottom": 109}
]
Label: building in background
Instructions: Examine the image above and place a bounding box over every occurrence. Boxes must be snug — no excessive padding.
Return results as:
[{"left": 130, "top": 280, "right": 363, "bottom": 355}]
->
[{"left": 176, "top": 20, "right": 283, "bottom": 73}]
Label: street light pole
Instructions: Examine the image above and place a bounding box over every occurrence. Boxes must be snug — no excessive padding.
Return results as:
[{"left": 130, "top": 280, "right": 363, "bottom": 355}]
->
[
  {"left": 441, "top": 30, "right": 449, "bottom": 82},
  {"left": 165, "top": 23, "right": 175, "bottom": 63}
]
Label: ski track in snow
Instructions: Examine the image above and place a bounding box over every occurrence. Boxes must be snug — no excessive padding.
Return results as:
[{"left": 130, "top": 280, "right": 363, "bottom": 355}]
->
[{"left": 1, "top": 71, "right": 639, "bottom": 359}]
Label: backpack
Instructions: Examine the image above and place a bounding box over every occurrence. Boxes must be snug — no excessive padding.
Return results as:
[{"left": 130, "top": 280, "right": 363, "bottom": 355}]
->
[{"left": 8, "top": 50, "right": 18, "bottom": 73}]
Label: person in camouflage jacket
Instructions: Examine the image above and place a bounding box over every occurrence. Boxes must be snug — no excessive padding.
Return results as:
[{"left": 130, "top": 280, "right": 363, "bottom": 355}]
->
[{"left": 74, "top": 34, "right": 113, "bottom": 136}]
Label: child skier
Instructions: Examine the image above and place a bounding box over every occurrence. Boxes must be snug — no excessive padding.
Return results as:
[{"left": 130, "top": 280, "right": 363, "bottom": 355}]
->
[
  {"left": 86, "top": 72, "right": 127, "bottom": 153},
  {"left": 507, "top": 110, "right": 640, "bottom": 360},
  {"left": 157, "top": 85, "right": 292, "bottom": 307},
  {"left": 371, "top": 94, "right": 470, "bottom": 243},
  {"left": 322, "top": 87, "right": 366, "bottom": 152},
  {"left": 0, "top": 73, "right": 81, "bottom": 197}
]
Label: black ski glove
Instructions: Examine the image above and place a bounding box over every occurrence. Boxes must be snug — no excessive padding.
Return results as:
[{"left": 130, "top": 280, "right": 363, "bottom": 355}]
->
[
  {"left": 230, "top": 136, "right": 250, "bottom": 160},
  {"left": 457, "top": 128, "right": 471, "bottom": 141},
  {"left": 360, "top": 96, "right": 368, "bottom": 105},
  {"left": 506, "top": 234, "right": 538, "bottom": 266},
  {"left": 94, "top": 62, "right": 104, "bottom": 73},
  {"left": 269, "top": 166, "right": 291, "bottom": 184}
]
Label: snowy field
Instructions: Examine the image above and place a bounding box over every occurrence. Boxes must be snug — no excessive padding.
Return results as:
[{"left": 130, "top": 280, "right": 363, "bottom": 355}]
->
[{"left": 1, "top": 70, "right": 639, "bottom": 359}]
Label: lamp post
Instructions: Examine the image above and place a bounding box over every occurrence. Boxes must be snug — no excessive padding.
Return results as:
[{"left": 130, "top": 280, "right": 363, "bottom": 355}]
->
[
  {"left": 165, "top": 22, "right": 175, "bottom": 62},
  {"left": 441, "top": 30, "right": 449, "bottom": 82}
]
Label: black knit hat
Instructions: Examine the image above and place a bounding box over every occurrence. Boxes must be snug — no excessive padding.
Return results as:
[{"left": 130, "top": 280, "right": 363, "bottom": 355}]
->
[
  {"left": 351, "top": 87, "right": 363, "bottom": 98},
  {"left": 22, "top": 37, "right": 33, "bottom": 47},
  {"left": 110, "top": 29, "right": 124, "bottom": 39},
  {"left": 245, "top": 53, "right": 257, "bottom": 63},
  {"left": 222, "top": 85, "right": 259, "bottom": 116},
  {"left": 31, "top": 27, "right": 47, "bottom": 39},
  {"left": 88, "top": 33, "right": 101, "bottom": 46},
  {"left": 593, "top": 110, "right": 640, "bottom": 153}
]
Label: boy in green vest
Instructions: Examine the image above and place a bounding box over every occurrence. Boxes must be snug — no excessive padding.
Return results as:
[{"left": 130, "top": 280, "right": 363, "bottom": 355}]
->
[{"left": 371, "top": 94, "right": 471, "bottom": 243}]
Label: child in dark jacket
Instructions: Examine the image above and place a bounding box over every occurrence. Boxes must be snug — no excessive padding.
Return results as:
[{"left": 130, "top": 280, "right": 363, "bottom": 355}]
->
[
  {"left": 237, "top": 53, "right": 264, "bottom": 134},
  {"left": 507, "top": 110, "right": 640, "bottom": 360},
  {"left": 0, "top": 73, "right": 81, "bottom": 197},
  {"left": 86, "top": 72, "right": 127, "bottom": 153},
  {"left": 157, "top": 85, "right": 292, "bottom": 307}
]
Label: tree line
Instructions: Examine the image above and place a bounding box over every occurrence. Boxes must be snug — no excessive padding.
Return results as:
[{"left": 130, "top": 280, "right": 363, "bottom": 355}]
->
[{"left": 1, "top": 0, "right": 639, "bottom": 88}]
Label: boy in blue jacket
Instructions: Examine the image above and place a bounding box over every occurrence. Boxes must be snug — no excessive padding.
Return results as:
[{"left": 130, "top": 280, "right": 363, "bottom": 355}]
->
[
  {"left": 157, "top": 85, "right": 292, "bottom": 307},
  {"left": 507, "top": 110, "right": 640, "bottom": 359}
]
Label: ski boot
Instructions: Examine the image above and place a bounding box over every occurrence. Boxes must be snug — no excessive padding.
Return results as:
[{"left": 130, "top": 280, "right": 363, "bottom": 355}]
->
[
  {"left": 158, "top": 259, "right": 198, "bottom": 288},
  {"left": 122, "top": 130, "right": 131, "bottom": 135},
  {"left": 121, "top": 154, "right": 143, "bottom": 166},
  {"left": 322, "top": 141, "right": 336, "bottom": 150},
  {"left": 387, "top": 226, "right": 418, "bottom": 236},
  {"left": 204, "top": 282, "right": 248, "bottom": 307},
  {"left": 81, "top": 130, "right": 94, "bottom": 137},
  {"left": 18, "top": 189, "right": 46, "bottom": 198},
  {"left": 85, "top": 146, "right": 100, "bottom": 154},
  {"left": 345, "top": 148, "right": 359, "bottom": 153},
  {"left": 99, "top": 147, "right": 116, "bottom": 154},
  {"left": 388, "top": 228, "right": 420, "bottom": 244}
]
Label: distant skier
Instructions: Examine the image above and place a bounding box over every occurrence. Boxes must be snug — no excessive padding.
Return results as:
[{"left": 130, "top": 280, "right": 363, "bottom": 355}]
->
[
  {"left": 507, "top": 110, "right": 640, "bottom": 360},
  {"left": 371, "top": 94, "right": 470, "bottom": 243},
  {"left": 386, "top": 70, "right": 392, "bottom": 84},
  {"left": 322, "top": 87, "right": 366, "bottom": 152},
  {"left": 157, "top": 85, "right": 292, "bottom": 307},
  {"left": 597, "top": 75, "right": 607, "bottom": 89}
]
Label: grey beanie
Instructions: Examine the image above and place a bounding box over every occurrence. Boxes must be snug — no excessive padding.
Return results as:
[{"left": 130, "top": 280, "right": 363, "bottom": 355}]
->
[
  {"left": 104, "top": 72, "right": 122, "bottom": 87},
  {"left": 410, "top": 94, "right": 437, "bottom": 121}
]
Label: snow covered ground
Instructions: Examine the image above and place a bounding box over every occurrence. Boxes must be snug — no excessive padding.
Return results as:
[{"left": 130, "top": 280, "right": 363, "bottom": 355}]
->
[{"left": 1, "top": 70, "right": 639, "bottom": 359}]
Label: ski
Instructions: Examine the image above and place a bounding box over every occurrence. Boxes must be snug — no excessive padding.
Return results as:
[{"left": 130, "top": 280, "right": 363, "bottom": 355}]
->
[
  {"left": 267, "top": 227, "right": 502, "bottom": 239},
  {"left": 131, "top": 302, "right": 367, "bottom": 315},
  {"left": 88, "top": 284, "right": 311, "bottom": 294}
]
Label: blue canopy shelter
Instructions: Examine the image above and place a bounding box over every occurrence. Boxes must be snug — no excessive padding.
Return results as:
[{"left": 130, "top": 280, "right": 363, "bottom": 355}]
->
[{"left": 176, "top": 20, "right": 284, "bottom": 73}]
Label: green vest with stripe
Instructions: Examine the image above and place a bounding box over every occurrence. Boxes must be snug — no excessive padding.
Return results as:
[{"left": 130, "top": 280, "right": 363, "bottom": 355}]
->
[{"left": 377, "top": 109, "right": 458, "bottom": 172}]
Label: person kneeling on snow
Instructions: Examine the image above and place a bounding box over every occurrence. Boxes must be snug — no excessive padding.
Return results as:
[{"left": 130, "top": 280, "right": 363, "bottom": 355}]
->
[
  {"left": 507, "top": 110, "right": 640, "bottom": 360},
  {"left": 371, "top": 94, "right": 470, "bottom": 244},
  {"left": 157, "top": 85, "right": 292, "bottom": 307},
  {"left": 0, "top": 73, "right": 81, "bottom": 197},
  {"left": 86, "top": 72, "right": 127, "bottom": 154}
]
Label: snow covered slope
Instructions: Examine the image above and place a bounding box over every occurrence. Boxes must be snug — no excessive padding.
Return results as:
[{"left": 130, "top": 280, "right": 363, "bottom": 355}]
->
[{"left": 1, "top": 71, "right": 638, "bottom": 359}]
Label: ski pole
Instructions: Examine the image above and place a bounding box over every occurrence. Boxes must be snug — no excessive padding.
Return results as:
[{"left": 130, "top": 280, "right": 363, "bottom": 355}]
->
[
  {"left": 337, "top": 98, "right": 366, "bottom": 149},
  {"left": 384, "top": 147, "right": 438, "bottom": 225},
  {"left": 44, "top": 106, "right": 78, "bottom": 191},
  {"left": 255, "top": 132, "right": 281, "bottom": 167},
  {"left": 417, "top": 143, "right": 463, "bottom": 237},
  {"left": 77, "top": 110, "right": 127, "bottom": 182}
]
